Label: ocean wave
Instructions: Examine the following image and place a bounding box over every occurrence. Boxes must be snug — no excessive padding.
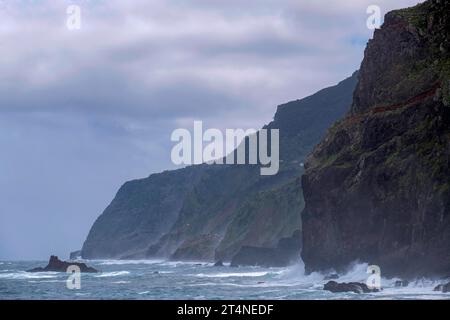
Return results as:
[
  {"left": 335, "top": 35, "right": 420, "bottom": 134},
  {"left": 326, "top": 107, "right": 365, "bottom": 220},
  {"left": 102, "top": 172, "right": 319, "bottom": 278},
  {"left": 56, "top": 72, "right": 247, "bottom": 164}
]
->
[
  {"left": 275, "top": 260, "right": 450, "bottom": 298},
  {"left": 96, "top": 259, "right": 165, "bottom": 266},
  {"left": 189, "top": 282, "right": 279, "bottom": 288},
  {"left": 28, "top": 280, "right": 66, "bottom": 283},
  {"left": 160, "top": 261, "right": 208, "bottom": 267},
  {"left": 0, "top": 271, "right": 59, "bottom": 280},
  {"left": 94, "top": 271, "right": 130, "bottom": 278},
  {"left": 195, "top": 271, "right": 270, "bottom": 278},
  {"left": 138, "top": 291, "right": 150, "bottom": 295}
]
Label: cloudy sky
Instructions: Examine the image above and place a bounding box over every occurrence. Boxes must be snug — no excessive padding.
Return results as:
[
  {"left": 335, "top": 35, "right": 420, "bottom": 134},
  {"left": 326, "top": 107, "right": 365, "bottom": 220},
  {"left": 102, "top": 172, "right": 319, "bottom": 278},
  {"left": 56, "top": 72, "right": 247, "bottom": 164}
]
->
[{"left": 0, "top": 0, "right": 420, "bottom": 260}]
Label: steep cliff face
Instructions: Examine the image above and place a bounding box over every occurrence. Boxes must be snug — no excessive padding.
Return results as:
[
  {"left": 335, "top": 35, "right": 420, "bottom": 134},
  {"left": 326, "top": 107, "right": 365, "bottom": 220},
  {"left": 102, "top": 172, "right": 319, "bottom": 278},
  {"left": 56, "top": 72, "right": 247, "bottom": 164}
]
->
[
  {"left": 82, "top": 73, "right": 358, "bottom": 261},
  {"left": 302, "top": 0, "right": 450, "bottom": 278},
  {"left": 82, "top": 166, "right": 207, "bottom": 259}
]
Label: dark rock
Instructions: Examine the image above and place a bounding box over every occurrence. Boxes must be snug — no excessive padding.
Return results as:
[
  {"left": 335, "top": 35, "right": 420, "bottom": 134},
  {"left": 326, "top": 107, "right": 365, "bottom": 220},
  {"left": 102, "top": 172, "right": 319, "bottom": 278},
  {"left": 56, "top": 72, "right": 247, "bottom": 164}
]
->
[
  {"left": 302, "top": 0, "right": 450, "bottom": 279},
  {"left": 27, "top": 255, "right": 98, "bottom": 273},
  {"left": 434, "top": 282, "right": 450, "bottom": 292},
  {"left": 323, "top": 281, "right": 378, "bottom": 294},
  {"left": 395, "top": 280, "right": 409, "bottom": 287},
  {"left": 214, "top": 260, "right": 224, "bottom": 267},
  {"left": 433, "top": 284, "right": 443, "bottom": 291},
  {"left": 69, "top": 250, "right": 81, "bottom": 260},
  {"left": 230, "top": 230, "right": 301, "bottom": 267},
  {"left": 324, "top": 273, "right": 339, "bottom": 280}
]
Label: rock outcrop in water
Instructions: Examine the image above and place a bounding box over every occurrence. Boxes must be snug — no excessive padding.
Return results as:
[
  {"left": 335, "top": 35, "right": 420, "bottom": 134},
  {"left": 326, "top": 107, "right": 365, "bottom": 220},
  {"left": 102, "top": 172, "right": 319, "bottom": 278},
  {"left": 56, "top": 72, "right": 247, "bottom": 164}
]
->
[
  {"left": 27, "top": 255, "right": 98, "bottom": 273},
  {"left": 82, "top": 73, "right": 358, "bottom": 263},
  {"left": 302, "top": 0, "right": 450, "bottom": 278},
  {"left": 323, "top": 281, "right": 378, "bottom": 294},
  {"left": 433, "top": 282, "right": 450, "bottom": 292}
]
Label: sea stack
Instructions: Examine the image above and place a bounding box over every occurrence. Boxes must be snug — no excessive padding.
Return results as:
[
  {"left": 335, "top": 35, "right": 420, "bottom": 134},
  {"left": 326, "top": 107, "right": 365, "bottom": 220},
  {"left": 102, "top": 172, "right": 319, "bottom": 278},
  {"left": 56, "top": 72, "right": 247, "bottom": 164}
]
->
[{"left": 27, "top": 255, "right": 98, "bottom": 273}]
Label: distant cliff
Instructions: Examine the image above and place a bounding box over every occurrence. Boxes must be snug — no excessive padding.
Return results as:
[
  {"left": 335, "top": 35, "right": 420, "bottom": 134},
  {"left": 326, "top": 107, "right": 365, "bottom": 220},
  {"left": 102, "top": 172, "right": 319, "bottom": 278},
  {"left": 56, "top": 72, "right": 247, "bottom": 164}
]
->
[
  {"left": 82, "top": 72, "right": 358, "bottom": 262},
  {"left": 302, "top": 0, "right": 450, "bottom": 278}
]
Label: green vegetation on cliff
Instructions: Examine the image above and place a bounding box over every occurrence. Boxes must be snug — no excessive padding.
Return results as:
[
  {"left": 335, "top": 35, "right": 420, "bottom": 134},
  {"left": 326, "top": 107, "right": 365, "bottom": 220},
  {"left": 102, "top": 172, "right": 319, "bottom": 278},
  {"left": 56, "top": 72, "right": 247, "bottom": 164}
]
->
[{"left": 302, "top": 0, "right": 450, "bottom": 278}]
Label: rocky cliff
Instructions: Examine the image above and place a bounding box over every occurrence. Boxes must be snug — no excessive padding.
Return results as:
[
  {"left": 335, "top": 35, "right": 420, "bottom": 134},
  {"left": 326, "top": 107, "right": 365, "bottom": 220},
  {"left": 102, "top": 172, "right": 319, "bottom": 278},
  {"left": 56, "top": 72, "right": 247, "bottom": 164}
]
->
[
  {"left": 82, "top": 73, "right": 358, "bottom": 262},
  {"left": 302, "top": 0, "right": 450, "bottom": 278}
]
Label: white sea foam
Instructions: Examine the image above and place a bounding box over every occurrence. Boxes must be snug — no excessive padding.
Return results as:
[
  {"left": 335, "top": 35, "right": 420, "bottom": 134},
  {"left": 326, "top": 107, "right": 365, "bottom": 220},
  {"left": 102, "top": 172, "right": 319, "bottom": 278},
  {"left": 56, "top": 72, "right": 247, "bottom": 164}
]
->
[
  {"left": 94, "top": 271, "right": 130, "bottom": 278},
  {"left": 161, "top": 261, "right": 208, "bottom": 267},
  {"left": 196, "top": 271, "right": 270, "bottom": 278},
  {"left": 0, "top": 271, "right": 59, "bottom": 280},
  {"left": 272, "top": 260, "right": 450, "bottom": 299},
  {"left": 138, "top": 291, "right": 150, "bottom": 295},
  {"left": 28, "top": 280, "right": 66, "bottom": 283},
  {"left": 96, "top": 259, "right": 165, "bottom": 265}
]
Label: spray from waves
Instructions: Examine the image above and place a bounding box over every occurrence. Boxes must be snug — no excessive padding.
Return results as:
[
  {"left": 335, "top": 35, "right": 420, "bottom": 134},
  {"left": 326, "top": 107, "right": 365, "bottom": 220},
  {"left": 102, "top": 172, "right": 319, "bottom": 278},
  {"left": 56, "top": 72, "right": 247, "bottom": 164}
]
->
[
  {"left": 324, "top": 262, "right": 446, "bottom": 290},
  {"left": 277, "top": 260, "right": 381, "bottom": 285},
  {"left": 275, "top": 259, "right": 450, "bottom": 298}
]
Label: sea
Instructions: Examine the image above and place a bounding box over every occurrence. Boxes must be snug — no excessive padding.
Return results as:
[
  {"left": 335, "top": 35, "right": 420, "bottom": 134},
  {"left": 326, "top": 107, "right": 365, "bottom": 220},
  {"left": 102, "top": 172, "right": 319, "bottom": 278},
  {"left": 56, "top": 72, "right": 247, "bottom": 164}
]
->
[{"left": 0, "top": 259, "right": 449, "bottom": 300}]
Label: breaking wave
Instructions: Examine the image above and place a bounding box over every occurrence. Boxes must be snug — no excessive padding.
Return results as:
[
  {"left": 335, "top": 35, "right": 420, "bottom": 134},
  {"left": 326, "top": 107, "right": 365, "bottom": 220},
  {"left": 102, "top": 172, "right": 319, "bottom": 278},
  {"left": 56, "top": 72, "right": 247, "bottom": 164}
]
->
[{"left": 95, "top": 271, "right": 130, "bottom": 277}]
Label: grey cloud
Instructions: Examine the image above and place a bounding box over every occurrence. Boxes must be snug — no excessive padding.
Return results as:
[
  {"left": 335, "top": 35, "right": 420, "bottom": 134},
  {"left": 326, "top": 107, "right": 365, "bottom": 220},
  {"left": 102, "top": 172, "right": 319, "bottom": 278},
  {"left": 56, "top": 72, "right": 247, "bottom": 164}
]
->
[{"left": 0, "top": 0, "right": 421, "bottom": 259}]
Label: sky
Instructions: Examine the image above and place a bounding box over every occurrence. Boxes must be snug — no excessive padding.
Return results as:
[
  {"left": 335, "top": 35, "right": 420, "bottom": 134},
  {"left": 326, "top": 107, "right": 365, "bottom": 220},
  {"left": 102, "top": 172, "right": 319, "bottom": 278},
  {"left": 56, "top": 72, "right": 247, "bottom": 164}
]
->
[{"left": 0, "top": 0, "right": 421, "bottom": 260}]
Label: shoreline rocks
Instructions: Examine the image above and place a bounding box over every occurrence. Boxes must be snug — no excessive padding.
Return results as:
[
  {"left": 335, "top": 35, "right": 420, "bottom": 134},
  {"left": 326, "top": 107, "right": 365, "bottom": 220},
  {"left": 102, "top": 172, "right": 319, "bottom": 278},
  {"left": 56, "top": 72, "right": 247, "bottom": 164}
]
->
[
  {"left": 395, "top": 280, "right": 409, "bottom": 287},
  {"left": 433, "top": 282, "right": 450, "bottom": 293},
  {"left": 323, "top": 281, "right": 379, "bottom": 294},
  {"left": 214, "top": 260, "right": 224, "bottom": 267},
  {"left": 27, "top": 255, "right": 98, "bottom": 273}
]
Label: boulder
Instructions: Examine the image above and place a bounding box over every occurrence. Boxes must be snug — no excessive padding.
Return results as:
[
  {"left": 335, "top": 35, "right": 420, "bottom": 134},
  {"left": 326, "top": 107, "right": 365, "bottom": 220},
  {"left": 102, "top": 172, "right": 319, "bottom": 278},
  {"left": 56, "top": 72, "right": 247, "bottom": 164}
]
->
[
  {"left": 395, "top": 280, "right": 409, "bottom": 287},
  {"left": 323, "top": 281, "right": 378, "bottom": 294},
  {"left": 27, "top": 255, "right": 98, "bottom": 273},
  {"left": 214, "top": 260, "right": 224, "bottom": 267},
  {"left": 433, "top": 282, "right": 450, "bottom": 293}
]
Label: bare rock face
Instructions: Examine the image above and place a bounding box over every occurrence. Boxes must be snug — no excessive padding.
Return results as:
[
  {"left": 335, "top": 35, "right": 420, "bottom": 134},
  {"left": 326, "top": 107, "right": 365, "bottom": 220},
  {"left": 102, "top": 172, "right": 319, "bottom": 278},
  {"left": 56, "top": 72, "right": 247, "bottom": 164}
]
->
[
  {"left": 27, "top": 256, "right": 98, "bottom": 273},
  {"left": 302, "top": 0, "right": 450, "bottom": 278}
]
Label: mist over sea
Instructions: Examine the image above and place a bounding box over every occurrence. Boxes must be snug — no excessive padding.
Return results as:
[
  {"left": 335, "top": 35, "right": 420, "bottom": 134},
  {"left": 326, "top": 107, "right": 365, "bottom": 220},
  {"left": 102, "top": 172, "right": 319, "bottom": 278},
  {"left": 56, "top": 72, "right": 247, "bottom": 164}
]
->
[{"left": 0, "top": 260, "right": 448, "bottom": 300}]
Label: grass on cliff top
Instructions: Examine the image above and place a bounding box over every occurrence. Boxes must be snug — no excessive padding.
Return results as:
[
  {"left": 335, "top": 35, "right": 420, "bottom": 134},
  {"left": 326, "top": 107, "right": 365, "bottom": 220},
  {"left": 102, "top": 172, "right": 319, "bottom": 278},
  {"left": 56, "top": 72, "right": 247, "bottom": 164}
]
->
[{"left": 393, "top": 1, "right": 431, "bottom": 28}]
